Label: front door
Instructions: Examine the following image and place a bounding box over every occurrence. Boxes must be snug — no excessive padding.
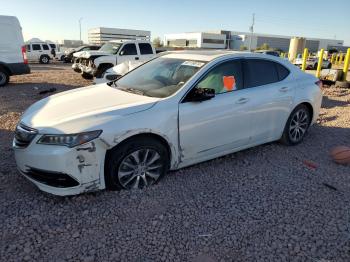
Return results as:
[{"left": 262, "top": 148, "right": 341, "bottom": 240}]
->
[
  {"left": 118, "top": 43, "right": 139, "bottom": 64},
  {"left": 179, "top": 59, "right": 254, "bottom": 163}
]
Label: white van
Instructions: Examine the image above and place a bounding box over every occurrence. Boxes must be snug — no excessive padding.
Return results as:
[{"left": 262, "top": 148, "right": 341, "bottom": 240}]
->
[{"left": 0, "top": 15, "right": 30, "bottom": 86}]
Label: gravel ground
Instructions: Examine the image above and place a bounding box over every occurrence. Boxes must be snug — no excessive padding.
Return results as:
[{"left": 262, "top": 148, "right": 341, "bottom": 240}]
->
[{"left": 0, "top": 63, "right": 350, "bottom": 262}]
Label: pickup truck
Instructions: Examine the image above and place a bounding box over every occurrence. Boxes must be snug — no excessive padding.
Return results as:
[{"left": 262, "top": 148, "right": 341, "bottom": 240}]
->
[{"left": 72, "top": 40, "right": 156, "bottom": 79}]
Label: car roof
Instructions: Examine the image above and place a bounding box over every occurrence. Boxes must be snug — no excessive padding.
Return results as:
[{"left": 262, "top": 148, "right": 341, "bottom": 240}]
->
[{"left": 162, "top": 50, "right": 249, "bottom": 61}]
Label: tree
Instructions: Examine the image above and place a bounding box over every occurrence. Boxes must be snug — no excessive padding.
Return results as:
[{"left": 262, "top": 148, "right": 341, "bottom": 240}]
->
[
  {"left": 240, "top": 45, "right": 248, "bottom": 51},
  {"left": 152, "top": 37, "right": 163, "bottom": 48},
  {"left": 256, "top": 43, "right": 270, "bottom": 51}
]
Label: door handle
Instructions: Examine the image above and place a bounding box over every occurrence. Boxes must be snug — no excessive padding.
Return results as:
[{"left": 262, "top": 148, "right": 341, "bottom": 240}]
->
[
  {"left": 279, "top": 86, "right": 289, "bottom": 92},
  {"left": 135, "top": 57, "right": 139, "bottom": 60},
  {"left": 236, "top": 97, "right": 249, "bottom": 104}
]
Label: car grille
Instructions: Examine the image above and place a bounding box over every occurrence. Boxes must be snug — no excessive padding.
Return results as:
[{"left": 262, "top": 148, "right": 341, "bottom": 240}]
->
[
  {"left": 14, "top": 123, "right": 38, "bottom": 148},
  {"left": 80, "top": 58, "right": 90, "bottom": 66},
  {"left": 23, "top": 166, "right": 80, "bottom": 188}
]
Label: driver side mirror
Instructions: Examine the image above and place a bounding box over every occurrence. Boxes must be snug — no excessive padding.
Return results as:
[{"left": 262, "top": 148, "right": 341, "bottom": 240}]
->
[
  {"left": 184, "top": 88, "right": 215, "bottom": 102},
  {"left": 120, "top": 50, "right": 125, "bottom": 56}
]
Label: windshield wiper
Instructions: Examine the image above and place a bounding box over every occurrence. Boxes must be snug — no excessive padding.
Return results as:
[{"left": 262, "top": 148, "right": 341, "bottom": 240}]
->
[{"left": 118, "top": 87, "right": 145, "bottom": 96}]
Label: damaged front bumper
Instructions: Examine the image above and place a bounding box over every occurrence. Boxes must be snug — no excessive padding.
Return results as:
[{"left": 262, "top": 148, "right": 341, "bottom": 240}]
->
[{"left": 13, "top": 136, "right": 107, "bottom": 196}]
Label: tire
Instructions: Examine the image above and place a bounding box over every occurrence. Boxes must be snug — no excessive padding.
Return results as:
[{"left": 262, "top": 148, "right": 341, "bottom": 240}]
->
[
  {"left": 280, "top": 104, "right": 311, "bottom": 146},
  {"left": 0, "top": 68, "right": 10, "bottom": 87},
  {"left": 327, "top": 63, "right": 332, "bottom": 69},
  {"left": 60, "top": 55, "right": 65, "bottom": 61},
  {"left": 81, "top": 72, "right": 93, "bottom": 80},
  {"left": 40, "top": 55, "right": 50, "bottom": 64},
  {"left": 105, "top": 136, "right": 170, "bottom": 191},
  {"left": 95, "top": 64, "right": 113, "bottom": 78}
]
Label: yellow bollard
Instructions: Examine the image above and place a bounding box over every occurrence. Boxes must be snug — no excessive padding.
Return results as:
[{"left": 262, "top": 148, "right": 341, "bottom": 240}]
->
[
  {"left": 331, "top": 53, "right": 335, "bottom": 64},
  {"left": 301, "top": 48, "right": 308, "bottom": 71},
  {"left": 342, "top": 48, "right": 350, "bottom": 81},
  {"left": 316, "top": 49, "right": 324, "bottom": 78},
  {"left": 339, "top": 53, "right": 344, "bottom": 64}
]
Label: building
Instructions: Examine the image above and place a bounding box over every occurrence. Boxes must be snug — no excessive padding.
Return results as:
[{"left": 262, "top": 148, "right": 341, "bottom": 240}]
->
[
  {"left": 164, "top": 32, "right": 226, "bottom": 49},
  {"left": 164, "top": 30, "right": 344, "bottom": 52},
  {"left": 88, "top": 27, "right": 151, "bottom": 45},
  {"left": 58, "top": 40, "right": 84, "bottom": 48}
]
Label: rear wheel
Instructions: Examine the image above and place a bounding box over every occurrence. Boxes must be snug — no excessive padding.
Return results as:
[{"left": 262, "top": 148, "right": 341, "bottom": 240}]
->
[
  {"left": 95, "top": 64, "right": 113, "bottom": 78},
  {"left": 40, "top": 55, "right": 50, "bottom": 64},
  {"left": 280, "top": 104, "right": 311, "bottom": 145},
  {"left": 105, "top": 136, "right": 169, "bottom": 191},
  {"left": 0, "top": 68, "right": 9, "bottom": 87}
]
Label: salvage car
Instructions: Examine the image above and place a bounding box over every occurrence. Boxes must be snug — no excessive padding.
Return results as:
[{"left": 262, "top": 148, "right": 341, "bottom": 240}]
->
[
  {"left": 72, "top": 40, "right": 156, "bottom": 79},
  {"left": 14, "top": 51, "right": 322, "bottom": 195},
  {"left": 294, "top": 56, "right": 332, "bottom": 69},
  {"left": 64, "top": 45, "right": 100, "bottom": 63}
]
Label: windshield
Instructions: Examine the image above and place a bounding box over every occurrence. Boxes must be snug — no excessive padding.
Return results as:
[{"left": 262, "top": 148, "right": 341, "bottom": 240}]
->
[
  {"left": 99, "top": 42, "right": 122, "bottom": 54},
  {"left": 115, "top": 57, "right": 205, "bottom": 98}
]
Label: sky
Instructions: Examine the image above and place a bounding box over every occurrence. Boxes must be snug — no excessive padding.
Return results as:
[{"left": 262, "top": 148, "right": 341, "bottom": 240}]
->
[{"left": 1, "top": 0, "right": 350, "bottom": 45}]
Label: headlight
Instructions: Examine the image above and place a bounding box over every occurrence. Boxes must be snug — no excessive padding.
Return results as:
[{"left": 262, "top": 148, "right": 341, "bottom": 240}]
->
[{"left": 37, "top": 130, "right": 102, "bottom": 148}]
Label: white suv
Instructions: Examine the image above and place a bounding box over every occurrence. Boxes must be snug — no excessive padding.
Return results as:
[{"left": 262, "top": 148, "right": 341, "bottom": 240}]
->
[
  {"left": 26, "top": 42, "right": 54, "bottom": 64},
  {"left": 72, "top": 40, "right": 156, "bottom": 79}
]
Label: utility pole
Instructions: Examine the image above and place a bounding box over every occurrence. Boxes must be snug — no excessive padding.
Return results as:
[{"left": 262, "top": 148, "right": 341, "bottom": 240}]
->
[
  {"left": 248, "top": 13, "right": 255, "bottom": 51},
  {"left": 79, "top": 17, "right": 83, "bottom": 41}
]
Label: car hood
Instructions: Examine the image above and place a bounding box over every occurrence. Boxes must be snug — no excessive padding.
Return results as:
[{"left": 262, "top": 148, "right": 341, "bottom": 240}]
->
[
  {"left": 20, "top": 84, "right": 160, "bottom": 133},
  {"left": 73, "top": 50, "right": 111, "bottom": 58}
]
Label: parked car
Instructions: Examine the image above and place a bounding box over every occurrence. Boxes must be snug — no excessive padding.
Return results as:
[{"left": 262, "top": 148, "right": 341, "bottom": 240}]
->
[
  {"left": 254, "top": 50, "right": 280, "bottom": 57},
  {"left": 94, "top": 60, "right": 144, "bottom": 84},
  {"left": 294, "top": 57, "right": 331, "bottom": 70},
  {"left": 0, "top": 15, "right": 30, "bottom": 86},
  {"left": 64, "top": 45, "right": 100, "bottom": 63},
  {"left": 25, "top": 41, "right": 54, "bottom": 64},
  {"left": 13, "top": 51, "right": 322, "bottom": 195},
  {"left": 47, "top": 42, "right": 65, "bottom": 61},
  {"left": 72, "top": 40, "right": 156, "bottom": 79}
]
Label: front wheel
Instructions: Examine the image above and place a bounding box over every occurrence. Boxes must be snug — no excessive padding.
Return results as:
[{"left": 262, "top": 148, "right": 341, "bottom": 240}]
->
[
  {"left": 280, "top": 104, "right": 311, "bottom": 145},
  {"left": 0, "top": 68, "right": 9, "bottom": 87},
  {"left": 105, "top": 137, "right": 169, "bottom": 191},
  {"left": 81, "top": 72, "right": 93, "bottom": 80}
]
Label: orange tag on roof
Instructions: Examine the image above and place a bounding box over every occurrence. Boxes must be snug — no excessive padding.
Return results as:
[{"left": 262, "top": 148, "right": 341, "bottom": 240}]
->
[{"left": 223, "top": 76, "right": 236, "bottom": 91}]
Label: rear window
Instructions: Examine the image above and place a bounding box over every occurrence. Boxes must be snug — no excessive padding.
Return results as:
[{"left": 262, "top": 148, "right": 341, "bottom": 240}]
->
[
  {"left": 32, "top": 44, "right": 41, "bottom": 51},
  {"left": 244, "top": 59, "right": 279, "bottom": 88},
  {"left": 42, "top": 44, "right": 49, "bottom": 50},
  {"left": 139, "top": 43, "right": 153, "bottom": 55}
]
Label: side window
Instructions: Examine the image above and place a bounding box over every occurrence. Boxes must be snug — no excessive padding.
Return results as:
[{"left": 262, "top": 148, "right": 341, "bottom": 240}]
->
[
  {"left": 275, "top": 63, "right": 290, "bottom": 81},
  {"left": 42, "top": 44, "right": 49, "bottom": 50},
  {"left": 26, "top": 45, "right": 31, "bottom": 51},
  {"left": 139, "top": 43, "right": 153, "bottom": 55},
  {"left": 196, "top": 60, "right": 243, "bottom": 94},
  {"left": 244, "top": 59, "right": 279, "bottom": 88},
  {"left": 120, "top": 44, "right": 137, "bottom": 56},
  {"left": 32, "top": 44, "right": 41, "bottom": 51},
  {"left": 49, "top": 44, "right": 56, "bottom": 49}
]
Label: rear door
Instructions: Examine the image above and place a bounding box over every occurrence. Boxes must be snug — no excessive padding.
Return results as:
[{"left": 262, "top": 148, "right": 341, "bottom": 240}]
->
[
  {"left": 118, "top": 43, "right": 139, "bottom": 64},
  {"left": 29, "top": 44, "right": 42, "bottom": 61},
  {"left": 243, "top": 58, "right": 295, "bottom": 143},
  {"left": 138, "top": 43, "right": 155, "bottom": 62}
]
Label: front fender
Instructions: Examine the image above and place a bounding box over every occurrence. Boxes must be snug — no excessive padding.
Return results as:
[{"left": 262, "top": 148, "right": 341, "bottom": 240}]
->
[{"left": 94, "top": 55, "right": 116, "bottom": 68}]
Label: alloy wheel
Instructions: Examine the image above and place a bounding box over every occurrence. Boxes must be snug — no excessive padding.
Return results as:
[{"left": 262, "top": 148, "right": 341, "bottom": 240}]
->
[
  {"left": 289, "top": 109, "right": 309, "bottom": 143},
  {"left": 117, "top": 149, "right": 163, "bottom": 189}
]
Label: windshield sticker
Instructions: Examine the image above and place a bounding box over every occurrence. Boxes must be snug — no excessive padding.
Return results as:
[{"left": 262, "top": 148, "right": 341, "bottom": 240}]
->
[
  {"left": 223, "top": 76, "right": 236, "bottom": 91},
  {"left": 182, "top": 61, "right": 204, "bottom": 67}
]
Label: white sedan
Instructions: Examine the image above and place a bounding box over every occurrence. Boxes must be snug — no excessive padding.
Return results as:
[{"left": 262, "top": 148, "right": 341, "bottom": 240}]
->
[{"left": 13, "top": 51, "right": 322, "bottom": 196}]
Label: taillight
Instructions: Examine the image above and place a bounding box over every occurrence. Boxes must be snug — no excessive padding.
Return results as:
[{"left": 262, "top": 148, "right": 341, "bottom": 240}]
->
[
  {"left": 21, "top": 46, "right": 28, "bottom": 64},
  {"left": 315, "top": 80, "right": 322, "bottom": 89}
]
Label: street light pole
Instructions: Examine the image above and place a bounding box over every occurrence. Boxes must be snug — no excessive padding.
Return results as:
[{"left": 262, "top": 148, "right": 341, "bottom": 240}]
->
[
  {"left": 248, "top": 13, "right": 255, "bottom": 51},
  {"left": 79, "top": 17, "right": 83, "bottom": 41}
]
